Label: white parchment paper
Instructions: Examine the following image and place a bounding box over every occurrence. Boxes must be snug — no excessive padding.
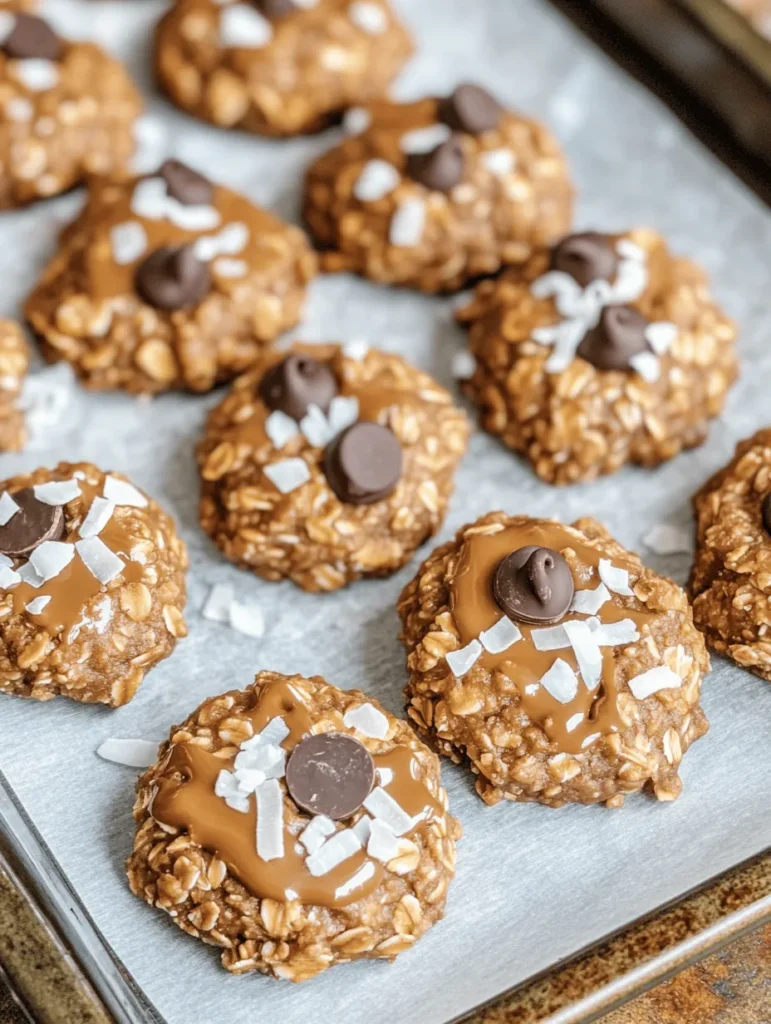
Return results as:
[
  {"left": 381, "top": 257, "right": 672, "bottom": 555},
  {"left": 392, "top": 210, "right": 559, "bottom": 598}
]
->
[{"left": 1, "top": 1, "right": 770, "bottom": 1022}]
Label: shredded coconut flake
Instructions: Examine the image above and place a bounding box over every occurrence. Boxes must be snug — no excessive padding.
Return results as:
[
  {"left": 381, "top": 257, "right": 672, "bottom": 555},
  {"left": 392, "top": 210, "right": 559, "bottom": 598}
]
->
[
  {"left": 327, "top": 395, "right": 359, "bottom": 435},
  {"left": 645, "top": 320, "right": 678, "bottom": 355},
  {"left": 348, "top": 1, "right": 388, "bottom": 33},
  {"left": 334, "top": 860, "right": 376, "bottom": 900},
  {"left": 256, "top": 779, "right": 284, "bottom": 861},
  {"left": 79, "top": 497, "right": 115, "bottom": 538},
  {"left": 265, "top": 410, "right": 299, "bottom": 449},
  {"left": 482, "top": 148, "right": 516, "bottom": 176},
  {"left": 628, "top": 666, "right": 682, "bottom": 700},
  {"left": 103, "top": 476, "right": 147, "bottom": 508},
  {"left": 343, "top": 702, "right": 389, "bottom": 739},
  {"left": 341, "top": 339, "right": 369, "bottom": 361},
  {"left": 97, "top": 738, "right": 157, "bottom": 768},
  {"left": 220, "top": 3, "right": 273, "bottom": 48},
  {"left": 29, "top": 540, "right": 74, "bottom": 583},
  {"left": 389, "top": 197, "right": 426, "bottom": 247},
  {"left": 76, "top": 537, "right": 124, "bottom": 584},
  {"left": 570, "top": 583, "right": 611, "bottom": 615},
  {"left": 353, "top": 159, "right": 399, "bottom": 201},
  {"left": 590, "top": 618, "right": 640, "bottom": 647},
  {"left": 299, "top": 403, "right": 331, "bottom": 447},
  {"left": 299, "top": 815, "right": 336, "bottom": 855},
  {"left": 110, "top": 222, "right": 148, "bottom": 265},
  {"left": 629, "top": 351, "right": 661, "bottom": 383},
  {"left": 445, "top": 638, "right": 482, "bottom": 677},
  {"left": 531, "top": 624, "right": 570, "bottom": 651},
  {"left": 213, "top": 257, "right": 248, "bottom": 278},
  {"left": 540, "top": 659, "right": 578, "bottom": 704},
  {"left": 13, "top": 58, "right": 58, "bottom": 92},
  {"left": 264, "top": 458, "right": 310, "bottom": 494},
  {"left": 215, "top": 769, "right": 249, "bottom": 813},
  {"left": 479, "top": 616, "right": 522, "bottom": 654},
  {"left": 26, "top": 596, "right": 51, "bottom": 615},
  {"left": 452, "top": 350, "right": 477, "bottom": 380},
  {"left": 306, "top": 828, "right": 361, "bottom": 876},
  {"left": 598, "top": 558, "right": 634, "bottom": 596},
  {"left": 202, "top": 583, "right": 234, "bottom": 623},
  {"left": 563, "top": 619, "right": 603, "bottom": 690},
  {"left": 400, "top": 123, "right": 451, "bottom": 154},
  {"left": 0, "top": 492, "right": 19, "bottom": 526},
  {"left": 351, "top": 815, "right": 372, "bottom": 845},
  {"left": 367, "top": 818, "right": 400, "bottom": 863},
  {"left": 363, "top": 786, "right": 414, "bottom": 836},
  {"left": 342, "top": 107, "right": 371, "bottom": 135},
  {"left": 33, "top": 479, "right": 81, "bottom": 506},
  {"left": 0, "top": 566, "right": 21, "bottom": 589},
  {"left": 229, "top": 601, "right": 265, "bottom": 639}
]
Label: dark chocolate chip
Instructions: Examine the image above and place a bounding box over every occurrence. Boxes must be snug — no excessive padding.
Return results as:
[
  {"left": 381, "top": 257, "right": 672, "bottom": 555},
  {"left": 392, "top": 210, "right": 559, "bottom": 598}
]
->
[
  {"left": 158, "top": 160, "right": 213, "bottom": 206},
  {"left": 253, "top": 0, "right": 299, "bottom": 16},
  {"left": 324, "top": 422, "right": 402, "bottom": 505},
  {"left": 551, "top": 232, "right": 618, "bottom": 288},
  {"left": 285, "top": 733, "right": 374, "bottom": 820},
  {"left": 406, "top": 135, "right": 465, "bottom": 193},
  {"left": 259, "top": 354, "right": 338, "bottom": 422},
  {"left": 577, "top": 305, "right": 650, "bottom": 372},
  {"left": 439, "top": 83, "right": 502, "bottom": 135},
  {"left": 2, "top": 14, "right": 62, "bottom": 62},
  {"left": 763, "top": 494, "right": 771, "bottom": 536},
  {"left": 0, "top": 488, "right": 64, "bottom": 558},
  {"left": 493, "top": 545, "right": 575, "bottom": 625},
  {"left": 135, "top": 245, "right": 211, "bottom": 312}
]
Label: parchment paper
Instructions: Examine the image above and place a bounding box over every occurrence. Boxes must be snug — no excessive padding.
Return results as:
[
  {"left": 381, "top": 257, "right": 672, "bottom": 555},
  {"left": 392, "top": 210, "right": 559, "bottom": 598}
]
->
[{"left": 0, "top": 1, "right": 770, "bottom": 1022}]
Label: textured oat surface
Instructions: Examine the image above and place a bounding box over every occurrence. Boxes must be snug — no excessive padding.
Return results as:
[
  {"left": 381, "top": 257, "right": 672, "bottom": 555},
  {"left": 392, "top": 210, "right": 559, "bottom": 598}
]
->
[
  {"left": 127, "top": 671, "right": 459, "bottom": 981},
  {"left": 0, "top": 461, "right": 188, "bottom": 706},
  {"left": 457, "top": 229, "right": 738, "bottom": 484},
  {"left": 25, "top": 173, "right": 317, "bottom": 394},
  {"left": 0, "top": 321, "right": 28, "bottom": 452},
  {"left": 198, "top": 343, "right": 469, "bottom": 591},
  {"left": 399, "top": 512, "right": 710, "bottom": 807},
  {"left": 155, "top": 0, "right": 413, "bottom": 137},
  {"left": 304, "top": 95, "right": 573, "bottom": 292},
  {"left": 691, "top": 428, "right": 771, "bottom": 682}
]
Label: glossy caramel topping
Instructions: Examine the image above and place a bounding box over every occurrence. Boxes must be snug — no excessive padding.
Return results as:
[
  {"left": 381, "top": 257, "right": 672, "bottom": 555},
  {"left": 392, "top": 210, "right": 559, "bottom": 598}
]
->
[
  {"left": 151, "top": 679, "right": 444, "bottom": 909},
  {"left": 450, "top": 522, "right": 652, "bottom": 754}
]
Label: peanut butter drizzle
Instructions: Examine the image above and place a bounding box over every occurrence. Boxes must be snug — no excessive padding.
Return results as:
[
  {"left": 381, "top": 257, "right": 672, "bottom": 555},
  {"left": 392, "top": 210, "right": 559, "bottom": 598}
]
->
[
  {"left": 84, "top": 182, "right": 291, "bottom": 302},
  {"left": 11, "top": 480, "right": 142, "bottom": 637},
  {"left": 151, "top": 679, "right": 444, "bottom": 909},
  {"left": 450, "top": 522, "right": 653, "bottom": 754}
]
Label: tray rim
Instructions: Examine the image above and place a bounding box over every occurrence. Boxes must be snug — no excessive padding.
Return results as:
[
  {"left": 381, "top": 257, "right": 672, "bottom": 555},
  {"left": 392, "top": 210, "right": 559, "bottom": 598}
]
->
[{"left": 673, "top": 0, "right": 771, "bottom": 85}]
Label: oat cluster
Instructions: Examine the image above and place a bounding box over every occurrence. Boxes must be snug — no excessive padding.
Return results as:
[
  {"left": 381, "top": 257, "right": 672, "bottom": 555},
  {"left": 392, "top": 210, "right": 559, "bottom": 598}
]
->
[
  {"left": 0, "top": 320, "right": 28, "bottom": 452},
  {"left": 398, "top": 513, "right": 710, "bottom": 808},
  {"left": 457, "top": 228, "right": 738, "bottom": 484},
  {"left": 127, "top": 671, "right": 459, "bottom": 982},
  {"left": 0, "top": 462, "right": 188, "bottom": 706},
  {"left": 154, "top": 0, "right": 413, "bottom": 137},
  {"left": 198, "top": 344, "right": 470, "bottom": 592},
  {"left": 691, "top": 428, "right": 771, "bottom": 682}
]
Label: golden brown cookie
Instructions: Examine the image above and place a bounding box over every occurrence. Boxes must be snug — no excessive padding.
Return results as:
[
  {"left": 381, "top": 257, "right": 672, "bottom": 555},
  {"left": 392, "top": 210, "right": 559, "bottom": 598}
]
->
[
  {"left": 25, "top": 161, "right": 317, "bottom": 394},
  {"left": 154, "top": 0, "right": 413, "bottom": 137},
  {"left": 691, "top": 428, "right": 771, "bottom": 682},
  {"left": 0, "top": 10, "right": 142, "bottom": 208},
  {"left": 198, "top": 342, "right": 470, "bottom": 591},
  {"left": 127, "top": 670, "right": 460, "bottom": 981},
  {"left": 456, "top": 228, "right": 738, "bottom": 484},
  {"left": 399, "top": 512, "right": 710, "bottom": 808},
  {"left": 0, "top": 320, "right": 28, "bottom": 451},
  {"left": 304, "top": 84, "right": 573, "bottom": 292},
  {"left": 0, "top": 462, "right": 188, "bottom": 706}
]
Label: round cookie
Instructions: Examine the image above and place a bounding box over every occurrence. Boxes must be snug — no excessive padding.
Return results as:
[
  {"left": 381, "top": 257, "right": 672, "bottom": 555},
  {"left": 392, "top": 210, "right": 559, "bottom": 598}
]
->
[
  {"left": 456, "top": 229, "right": 738, "bottom": 484},
  {"left": 154, "top": 0, "right": 413, "bottom": 138},
  {"left": 398, "top": 512, "right": 710, "bottom": 808},
  {"left": 303, "top": 84, "right": 573, "bottom": 292},
  {"left": 127, "top": 670, "right": 460, "bottom": 981},
  {"left": 0, "top": 320, "right": 28, "bottom": 451},
  {"left": 0, "top": 462, "right": 188, "bottom": 706},
  {"left": 25, "top": 161, "right": 317, "bottom": 394},
  {"left": 0, "top": 11, "right": 142, "bottom": 208},
  {"left": 691, "top": 427, "right": 771, "bottom": 682},
  {"left": 198, "top": 342, "right": 470, "bottom": 591}
]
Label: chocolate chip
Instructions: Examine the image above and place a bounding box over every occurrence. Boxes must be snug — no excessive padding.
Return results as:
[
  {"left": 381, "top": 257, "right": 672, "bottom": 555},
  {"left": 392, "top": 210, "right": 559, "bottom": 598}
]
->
[
  {"left": 285, "top": 733, "right": 374, "bottom": 820},
  {"left": 2, "top": 14, "right": 62, "bottom": 62},
  {"left": 763, "top": 494, "right": 771, "bottom": 536},
  {"left": 439, "top": 83, "right": 502, "bottom": 135},
  {"left": 259, "top": 354, "right": 338, "bottom": 422},
  {"left": 253, "top": 0, "right": 299, "bottom": 15},
  {"left": 324, "top": 422, "right": 402, "bottom": 505},
  {"left": 577, "top": 305, "right": 650, "bottom": 372},
  {"left": 0, "top": 488, "right": 64, "bottom": 558},
  {"left": 406, "top": 135, "right": 465, "bottom": 192},
  {"left": 158, "top": 160, "right": 214, "bottom": 206},
  {"left": 551, "top": 232, "right": 618, "bottom": 288},
  {"left": 493, "top": 546, "right": 575, "bottom": 625},
  {"left": 135, "top": 245, "right": 211, "bottom": 312}
]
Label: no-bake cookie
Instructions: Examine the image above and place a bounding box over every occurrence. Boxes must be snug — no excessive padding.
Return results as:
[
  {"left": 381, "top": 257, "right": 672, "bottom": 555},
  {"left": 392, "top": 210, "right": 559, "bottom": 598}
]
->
[
  {"left": 0, "top": 11, "right": 142, "bottom": 208},
  {"left": 0, "top": 320, "right": 28, "bottom": 451},
  {"left": 691, "top": 428, "right": 771, "bottom": 682},
  {"left": 154, "top": 0, "right": 413, "bottom": 137},
  {"left": 304, "top": 84, "right": 573, "bottom": 292},
  {"left": 25, "top": 161, "right": 317, "bottom": 394},
  {"left": 127, "top": 670, "right": 459, "bottom": 981},
  {"left": 0, "top": 462, "right": 187, "bottom": 706},
  {"left": 198, "top": 342, "right": 470, "bottom": 591},
  {"left": 399, "top": 512, "right": 710, "bottom": 807},
  {"left": 456, "top": 229, "right": 738, "bottom": 483}
]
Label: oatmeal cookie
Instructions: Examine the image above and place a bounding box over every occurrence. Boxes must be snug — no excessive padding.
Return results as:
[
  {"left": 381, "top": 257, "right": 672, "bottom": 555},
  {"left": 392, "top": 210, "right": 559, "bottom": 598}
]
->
[
  {"left": 398, "top": 512, "right": 710, "bottom": 808},
  {"left": 198, "top": 342, "right": 470, "bottom": 591},
  {"left": 0, "top": 320, "right": 28, "bottom": 451},
  {"left": 304, "top": 84, "right": 573, "bottom": 292},
  {"left": 456, "top": 228, "right": 738, "bottom": 484},
  {"left": 127, "top": 670, "right": 459, "bottom": 981},
  {"left": 154, "top": 0, "right": 413, "bottom": 138},
  {"left": 691, "top": 428, "right": 771, "bottom": 682},
  {"left": 0, "top": 11, "right": 142, "bottom": 208},
  {"left": 25, "top": 161, "right": 317, "bottom": 394},
  {"left": 0, "top": 462, "right": 188, "bottom": 706}
]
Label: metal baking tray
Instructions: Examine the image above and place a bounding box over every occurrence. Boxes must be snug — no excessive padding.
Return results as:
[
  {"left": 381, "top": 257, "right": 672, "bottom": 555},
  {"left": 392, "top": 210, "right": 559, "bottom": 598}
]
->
[{"left": 1, "top": 1, "right": 771, "bottom": 1022}]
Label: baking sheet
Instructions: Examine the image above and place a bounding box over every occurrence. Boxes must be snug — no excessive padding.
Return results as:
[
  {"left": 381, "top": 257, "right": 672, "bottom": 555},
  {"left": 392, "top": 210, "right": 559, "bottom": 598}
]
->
[{"left": 0, "top": 1, "right": 770, "bottom": 1022}]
